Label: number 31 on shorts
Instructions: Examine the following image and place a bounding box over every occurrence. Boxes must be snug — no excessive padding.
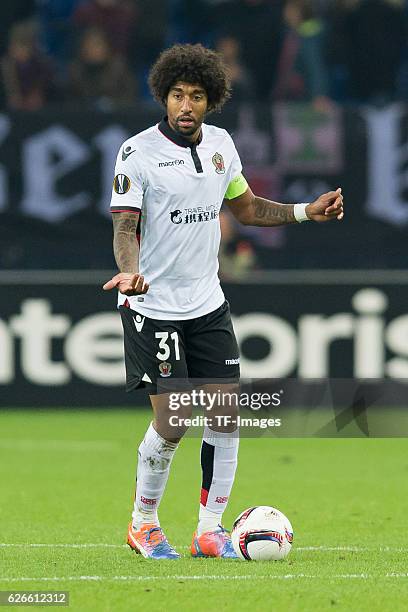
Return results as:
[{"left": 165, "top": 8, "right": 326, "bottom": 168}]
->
[{"left": 155, "top": 331, "right": 181, "bottom": 361}]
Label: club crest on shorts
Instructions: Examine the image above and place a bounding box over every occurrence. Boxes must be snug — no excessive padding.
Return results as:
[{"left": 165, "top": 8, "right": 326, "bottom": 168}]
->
[
  {"left": 159, "top": 361, "right": 172, "bottom": 377},
  {"left": 113, "top": 174, "right": 131, "bottom": 194},
  {"left": 212, "top": 152, "right": 225, "bottom": 174}
]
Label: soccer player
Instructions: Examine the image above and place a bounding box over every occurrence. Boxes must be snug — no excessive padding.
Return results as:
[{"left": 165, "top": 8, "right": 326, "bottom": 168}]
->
[{"left": 103, "top": 44, "right": 344, "bottom": 560}]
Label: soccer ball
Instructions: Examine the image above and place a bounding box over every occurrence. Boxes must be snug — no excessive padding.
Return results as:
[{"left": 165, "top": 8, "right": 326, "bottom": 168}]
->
[{"left": 231, "top": 506, "right": 293, "bottom": 561}]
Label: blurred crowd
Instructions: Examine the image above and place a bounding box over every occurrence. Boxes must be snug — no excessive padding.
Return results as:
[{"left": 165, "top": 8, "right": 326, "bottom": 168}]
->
[{"left": 1, "top": 0, "right": 408, "bottom": 112}]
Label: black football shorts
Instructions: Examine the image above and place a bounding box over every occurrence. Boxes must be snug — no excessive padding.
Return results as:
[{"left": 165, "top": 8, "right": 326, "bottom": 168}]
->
[{"left": 119, "top": 300, "right": 240, "bottom": 394}]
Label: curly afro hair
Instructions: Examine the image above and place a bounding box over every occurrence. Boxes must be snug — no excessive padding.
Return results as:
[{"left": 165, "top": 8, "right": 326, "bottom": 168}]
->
[{"left": 148, "top": 44, "right": 231, "bottom": 113}]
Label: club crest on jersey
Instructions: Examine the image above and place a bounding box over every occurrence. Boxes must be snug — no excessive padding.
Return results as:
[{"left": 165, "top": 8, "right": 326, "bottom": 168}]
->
[
  {"left": 159, "top": 362, "right": 172, "bottom": 377},
  {"left": 212, "top": 152, "right": 225, "bottom": 174},
  {"left": 113, "top": 174, "right": 131, "bottom": 194}
]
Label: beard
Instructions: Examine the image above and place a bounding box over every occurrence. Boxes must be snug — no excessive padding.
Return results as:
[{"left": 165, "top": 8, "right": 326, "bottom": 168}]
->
[{"left": 175, "top": 117, "right": 197, "bottom": 136}]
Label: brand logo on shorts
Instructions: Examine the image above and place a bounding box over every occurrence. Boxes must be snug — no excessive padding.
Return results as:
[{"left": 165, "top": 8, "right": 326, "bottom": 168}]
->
[
  {"left": 132, "top": 313, "right": 145, "bottom": 332},
  {"left": 212, "top": 152, "right": 225, "bottom": 174},
  {"left": 113, "top": 174, "right": 131, "bottom": 194},
  {"left": 159, "top": 362, "right": 172, "bottom": 377},
  {"left": 225, "top": 358, "right": 240, "bottom": 365}
]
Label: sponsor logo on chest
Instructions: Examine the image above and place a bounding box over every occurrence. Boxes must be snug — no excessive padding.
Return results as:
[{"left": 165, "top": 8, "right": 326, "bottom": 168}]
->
[{"left": 170, "top": 205, "right": 218, "bottom": 224}]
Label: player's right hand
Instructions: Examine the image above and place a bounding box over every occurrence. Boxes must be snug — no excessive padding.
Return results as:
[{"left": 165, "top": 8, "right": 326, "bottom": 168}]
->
[{"left": 102, "top": 273, "right": 149, "bottom": 296}]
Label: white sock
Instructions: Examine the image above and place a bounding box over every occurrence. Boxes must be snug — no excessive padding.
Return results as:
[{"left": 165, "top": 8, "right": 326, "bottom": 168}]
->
[
  {"left": 132, "top": 422, "right": 178, "bottom": 530},
  {"left": 197, "top": 426, "right": 239, "bottom": 536},
  {"left": 198, "top": 505, "right": 221, "bottom": 535}
]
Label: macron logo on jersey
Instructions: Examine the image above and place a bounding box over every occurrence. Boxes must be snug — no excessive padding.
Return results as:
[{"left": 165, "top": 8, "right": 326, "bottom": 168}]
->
[{"left": 158, "top": 159, "right": 185, "bottom": 168}]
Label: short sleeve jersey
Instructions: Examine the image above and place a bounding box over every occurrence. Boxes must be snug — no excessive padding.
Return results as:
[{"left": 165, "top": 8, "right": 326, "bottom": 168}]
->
[{"left": 110, "top": 117, "right": 245, "bottom": 320}]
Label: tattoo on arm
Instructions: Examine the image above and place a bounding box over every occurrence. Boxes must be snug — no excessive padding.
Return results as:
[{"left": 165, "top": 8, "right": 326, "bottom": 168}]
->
[
  {"left": 112, "top": 212, "right": 139, "bottom": 272},
  {"left": 253, "top": 197, "right": 295, "bottom": 226}
]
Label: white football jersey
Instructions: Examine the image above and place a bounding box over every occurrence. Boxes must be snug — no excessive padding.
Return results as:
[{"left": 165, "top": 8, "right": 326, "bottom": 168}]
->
[{"left": 110, "top": 117, "right": 243, "bottom": 320}]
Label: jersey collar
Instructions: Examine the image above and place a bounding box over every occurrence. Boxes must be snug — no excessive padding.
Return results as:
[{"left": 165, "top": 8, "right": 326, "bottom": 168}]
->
[{"left": 158, "top": 116, "right": 202, "bottom": 148}]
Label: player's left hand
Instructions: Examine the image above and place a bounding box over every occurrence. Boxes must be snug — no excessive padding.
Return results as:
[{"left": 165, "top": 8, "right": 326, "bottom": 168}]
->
[{"left": 306, "top": 188, "right": 344, "bottom": 223}]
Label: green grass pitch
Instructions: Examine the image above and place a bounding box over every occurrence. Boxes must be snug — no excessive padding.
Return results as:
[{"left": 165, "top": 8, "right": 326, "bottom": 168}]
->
[{"left": 0, "top": 408, "right": 407, "bottom": 611}]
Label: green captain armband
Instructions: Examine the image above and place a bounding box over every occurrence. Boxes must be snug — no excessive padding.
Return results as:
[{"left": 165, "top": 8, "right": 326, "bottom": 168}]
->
[{"left": 224, "top": 173, "right": 248, "bottom": 200}]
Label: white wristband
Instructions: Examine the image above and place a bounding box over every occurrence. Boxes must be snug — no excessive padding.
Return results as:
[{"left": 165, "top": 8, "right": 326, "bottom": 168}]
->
[{"left": 294, "top": 203, "right": 310, "bottom": 223}]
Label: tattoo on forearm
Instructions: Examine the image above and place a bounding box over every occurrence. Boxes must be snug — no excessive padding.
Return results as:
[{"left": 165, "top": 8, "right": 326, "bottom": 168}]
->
[
  {"left": 253, "top": 197, "right": 295, "bottom": 226},
  {"left": 112, "top": 213, "right": 139, "bottom": 272}
]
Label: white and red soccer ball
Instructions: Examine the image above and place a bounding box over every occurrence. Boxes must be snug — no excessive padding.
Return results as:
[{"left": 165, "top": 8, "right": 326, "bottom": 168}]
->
[{"left": 231, "top": 506, "right": 293, "bottom": 561}]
